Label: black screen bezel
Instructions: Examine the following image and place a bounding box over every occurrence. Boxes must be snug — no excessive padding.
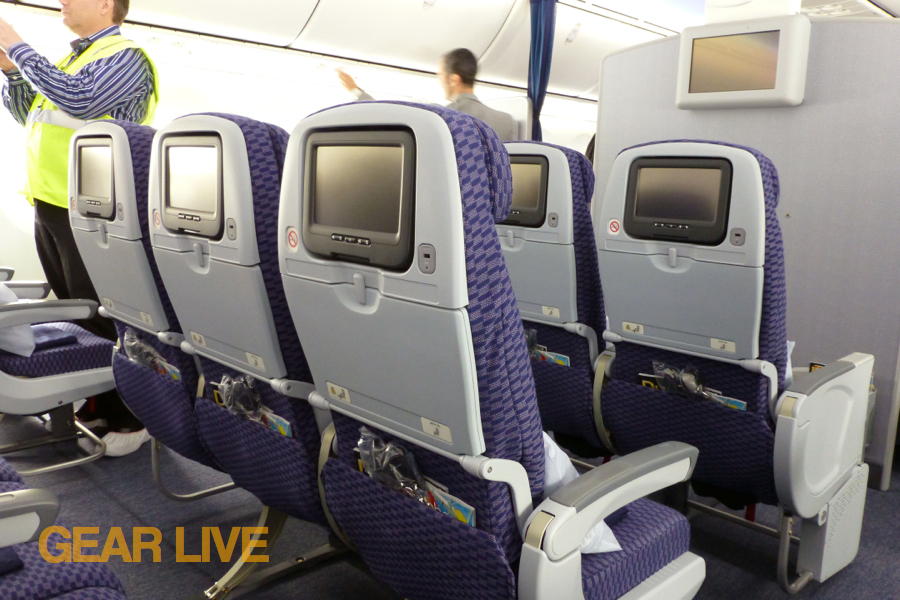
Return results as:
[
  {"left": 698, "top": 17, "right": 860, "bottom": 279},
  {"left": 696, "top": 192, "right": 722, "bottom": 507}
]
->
[
  {"left": 623, "top": 157, "right": 733, "bottom": 246},
  {"left": 501, "top": 155, "right": 549, "bottom": 228},
  {"left": 75, "top": 136, "right": 115, "bottom": 221},
  {"left": 160, "top": 133, "right": 224, "bottom": 240},
  {"left": 302, "top": 127, "right": 416, "bottom": 271}
]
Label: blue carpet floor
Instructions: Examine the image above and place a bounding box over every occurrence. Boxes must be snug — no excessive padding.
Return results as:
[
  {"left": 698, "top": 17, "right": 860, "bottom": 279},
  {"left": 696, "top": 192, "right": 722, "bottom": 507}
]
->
[{"left": 1, "top": 413, "right": 898, "bottom": 599}]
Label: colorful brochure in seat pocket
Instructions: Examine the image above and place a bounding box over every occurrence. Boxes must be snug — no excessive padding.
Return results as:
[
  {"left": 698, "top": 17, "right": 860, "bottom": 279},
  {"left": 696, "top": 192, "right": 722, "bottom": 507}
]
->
[
  {"left": 425, "top": 479, "right": 476, "bottom": 527},
  {"left": 535, "top": 349, "right": 570, "bottom": 367}
]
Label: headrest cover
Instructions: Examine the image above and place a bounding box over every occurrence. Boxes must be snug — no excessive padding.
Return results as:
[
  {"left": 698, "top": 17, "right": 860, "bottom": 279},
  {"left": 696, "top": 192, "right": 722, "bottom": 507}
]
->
[{"left": 519, "top": 140, "right": 595, "bottom": 206}]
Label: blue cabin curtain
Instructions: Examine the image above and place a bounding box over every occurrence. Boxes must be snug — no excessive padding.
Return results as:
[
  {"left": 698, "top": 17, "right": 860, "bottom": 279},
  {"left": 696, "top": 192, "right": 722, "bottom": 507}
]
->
[{"left": 527, "top": 0, "right": 557, "bottom": 141}]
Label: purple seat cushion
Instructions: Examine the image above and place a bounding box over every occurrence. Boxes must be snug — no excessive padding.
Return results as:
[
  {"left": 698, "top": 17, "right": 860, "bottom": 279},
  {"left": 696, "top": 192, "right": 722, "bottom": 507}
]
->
[
  {"left": 0, "top": 457, "right": 23, "bottom": 484},
  {"left": 0, "top": 482, "right": 126, "bottom": 600},
  {"left": 0, "top": 323, "right": 113, "bottom": 378},
  {"left": 582, "top": 498, "right": 691, "bottom": 600}
]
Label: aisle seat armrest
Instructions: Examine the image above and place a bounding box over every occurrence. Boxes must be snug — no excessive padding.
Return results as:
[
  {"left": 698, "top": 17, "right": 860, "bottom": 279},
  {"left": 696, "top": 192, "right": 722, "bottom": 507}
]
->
[
  {"left": 0, "top": 300, "right": 98, "bottom": 329},
  {"left": 0, "top": 489, "right": 60, "bottom": 547}
]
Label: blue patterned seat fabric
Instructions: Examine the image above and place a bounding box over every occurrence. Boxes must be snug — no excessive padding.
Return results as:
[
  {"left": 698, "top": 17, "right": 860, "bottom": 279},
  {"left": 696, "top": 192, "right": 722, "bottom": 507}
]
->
[
  {"left": 181, "top": 114, "right": 325, "bottom": 527},
  {"left": 513, "top": 141, "right": 606, "bottom": 449},
  {"left": 98, "top": 121, "right": 216, "bottom": 469},
  {"left": 0, "top": 456, "right": 23, "bottom": 483},
  {"left": 602, "top": 140, "right": 786, "bottom": 506},
  {"left": 0, "top": 323, "right": 113, "bottom": 379},
  {"left": 0, "top": 459, "right": 127, "bottom": 600},
  {"left": 320, "top": 103, "right": 689, "bottom": 600}
]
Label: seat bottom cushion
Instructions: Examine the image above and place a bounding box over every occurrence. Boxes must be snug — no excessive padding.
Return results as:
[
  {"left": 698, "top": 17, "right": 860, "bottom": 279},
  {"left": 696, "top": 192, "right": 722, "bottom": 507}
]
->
[
  {"left": 0, "top": 323, "right": 114, "bottom": 378},
  {"left": 0, "top": 457, "right": 24, "bottom": 484},
  {"left": 0, "top": 480, "right": 125, "bottom": 600},
  {"left": 582, "top": 498, "right": 690, "bottom": 600},
  {"left": 0, "top": 526, "right": 126, "bottom": 600},
  {"left": 47, "top": 589, "right": 128, "bottom": 600}
]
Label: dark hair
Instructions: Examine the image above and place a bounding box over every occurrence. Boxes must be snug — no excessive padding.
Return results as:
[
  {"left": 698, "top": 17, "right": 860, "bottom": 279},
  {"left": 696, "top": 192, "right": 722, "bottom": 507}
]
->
[
  {"left": 585, "top": 134, "right": 596, "bottom": 166},
  {"left": 112, "top": 0, "right": 129, "bottom": 25},
  {"left": 442, "top": 48, "right": 478, "bottom": 87}
]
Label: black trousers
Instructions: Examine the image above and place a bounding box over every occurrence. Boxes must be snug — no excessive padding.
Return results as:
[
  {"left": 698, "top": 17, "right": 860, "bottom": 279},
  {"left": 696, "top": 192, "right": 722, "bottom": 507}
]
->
[
  {"left": 33, "top": 200, "right": 116, "bottom": 341},
  {"left": 33, "top": 200, "right": 136, "bottom": 424}
]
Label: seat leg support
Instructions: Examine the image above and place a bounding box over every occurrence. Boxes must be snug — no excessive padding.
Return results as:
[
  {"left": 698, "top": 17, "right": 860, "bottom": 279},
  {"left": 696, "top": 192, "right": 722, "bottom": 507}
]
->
[
  {"left": 0, "top": 407, "right": 107, "bottom": 475},
  {"left": 200, "top": 506, "right": 288, "bottom": 600},
  {"left": 777, "top": 514, "right": 813, "bottom": 594},
  {"left": 151, "top": 439, "right": 237, "bottom": 502},
  {"left": 219, "top": 540, "right": 347, "bottom": 599},
  {"left": 687, "top": 500, "right": 800, "bottom": 544}
]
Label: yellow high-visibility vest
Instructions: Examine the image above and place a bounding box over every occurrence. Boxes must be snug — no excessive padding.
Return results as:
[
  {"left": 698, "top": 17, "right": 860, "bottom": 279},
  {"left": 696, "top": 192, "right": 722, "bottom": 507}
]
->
[{"left": 23, "top": 34, "right": 160, "bottom": 208}]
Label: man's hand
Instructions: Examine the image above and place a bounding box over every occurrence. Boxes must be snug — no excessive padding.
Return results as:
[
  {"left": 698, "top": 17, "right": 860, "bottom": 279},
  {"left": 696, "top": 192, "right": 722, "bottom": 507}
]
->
[
  {"left": 0, "top": 48, "right": 15, "bottom": 73},
  {"left": 0, "top": 16, "right": 24, "bottom": 54},
  {"left": 336, "top": 69, "right": 360, "bottom": 93}
]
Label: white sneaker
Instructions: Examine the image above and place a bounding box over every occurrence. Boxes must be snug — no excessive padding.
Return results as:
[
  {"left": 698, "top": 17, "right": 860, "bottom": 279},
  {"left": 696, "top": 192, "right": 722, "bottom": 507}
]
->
[{"left": 101, "top": 429, "right": 151, "bottom": 457}]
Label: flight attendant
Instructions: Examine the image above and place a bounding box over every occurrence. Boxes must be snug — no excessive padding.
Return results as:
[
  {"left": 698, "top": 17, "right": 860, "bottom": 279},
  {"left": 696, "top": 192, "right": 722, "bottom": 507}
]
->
[{"left": 0, "top": 0, "right": 160, "bottom": 455}]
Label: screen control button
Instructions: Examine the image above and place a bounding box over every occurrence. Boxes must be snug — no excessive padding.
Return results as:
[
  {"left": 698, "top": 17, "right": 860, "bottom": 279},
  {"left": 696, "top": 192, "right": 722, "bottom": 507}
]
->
[
  {"left": 344, "top": 236, "right": 357, "bottom": 244},
  {"left": 331, "top": 234, "right": 344, "bottom": 241},
  {"left": 178, "top": 213, "right": 186, "bottom": 220},
  {"left": 358, "top": 238, "right": 371, "bottom": 246}
]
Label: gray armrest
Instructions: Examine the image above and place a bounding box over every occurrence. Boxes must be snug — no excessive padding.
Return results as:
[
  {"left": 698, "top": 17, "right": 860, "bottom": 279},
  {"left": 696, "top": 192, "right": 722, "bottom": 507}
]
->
[
  {"left": 774, "top": 353, "right": 873, "bottom": 518},
  {"left": 0, "top": 267, "right": 13, "bottom": 282},
  {"left": 786, "top": 361, "right": 854, "bottom": 398},
  {"left": 6, "top": 281, "right": 52, "bottom": 300},
  {"left": 551, "top": 441, "right": 698, "bottom": 512},
  {"left": 525, "top": 442, "right": 698, "bottom": 561},
  {"left": 0, "top": 489, "right": 60, "bottom": 547},
  {"left": 0, "top": 300, "right": 98, "bottom": 329}
]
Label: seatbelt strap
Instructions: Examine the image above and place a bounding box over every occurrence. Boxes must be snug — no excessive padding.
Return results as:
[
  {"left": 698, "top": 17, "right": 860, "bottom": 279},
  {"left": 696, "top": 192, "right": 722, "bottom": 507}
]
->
[
  {"left": 593, "top": 353, "right": 617, "bottom": 455},
  {"left": 317, "top": 423, "right": 355, "bottom": 551}
]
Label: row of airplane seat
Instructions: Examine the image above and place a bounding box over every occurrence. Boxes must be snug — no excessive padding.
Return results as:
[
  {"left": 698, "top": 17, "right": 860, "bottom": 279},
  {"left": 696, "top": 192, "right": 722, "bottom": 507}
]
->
[
  {"left": 0, "top": 455, "right": 127, "bottom": 599},
  {"left": 0, "top": 99, "right": 874, "bottom": 600}
]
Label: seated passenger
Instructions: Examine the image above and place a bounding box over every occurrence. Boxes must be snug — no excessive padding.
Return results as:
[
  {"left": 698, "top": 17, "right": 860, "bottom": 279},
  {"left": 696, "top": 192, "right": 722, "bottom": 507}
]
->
[{"left": 337, "top": 48, "right": 518, "bottom": 141}]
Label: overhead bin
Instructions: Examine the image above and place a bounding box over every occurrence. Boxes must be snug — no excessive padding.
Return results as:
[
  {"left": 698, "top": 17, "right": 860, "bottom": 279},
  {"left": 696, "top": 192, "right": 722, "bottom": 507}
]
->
[
  {"left": 479, "top": 0, "right": 662, "bottom": 98},
  {"left": 16, "top": 0, "right": 319, "bottom": 46},
  {"left": 290, "top": 0, "right": 517, "bottom": 73}
]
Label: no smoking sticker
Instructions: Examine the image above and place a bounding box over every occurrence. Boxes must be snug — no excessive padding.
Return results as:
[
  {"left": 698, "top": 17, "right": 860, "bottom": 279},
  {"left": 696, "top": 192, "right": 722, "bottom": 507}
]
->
[
  {"left": 287, "top": 228, "right": 299, "bottom": 253},
  {"left": 608, "top": 219, "right": 621, "bottom": 235}
]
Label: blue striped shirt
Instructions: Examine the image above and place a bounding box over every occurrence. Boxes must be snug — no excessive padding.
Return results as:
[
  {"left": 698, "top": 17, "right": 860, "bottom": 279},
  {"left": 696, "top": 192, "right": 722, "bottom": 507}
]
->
[{"left": 1, "top": 26, "right": 155, "bottom": 127}]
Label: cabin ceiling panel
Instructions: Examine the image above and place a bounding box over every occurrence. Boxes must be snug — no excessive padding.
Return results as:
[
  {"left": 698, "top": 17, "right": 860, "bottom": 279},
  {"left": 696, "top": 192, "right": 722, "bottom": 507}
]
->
[
  {"left": 478, "top": 2, "right": 662, "bottom": 97},
  {"left": 290, "top": 0, "right": 518, "bottom": 73},
  {"left": 15, "top": 0, "right": 320, "bottom": 46}
]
